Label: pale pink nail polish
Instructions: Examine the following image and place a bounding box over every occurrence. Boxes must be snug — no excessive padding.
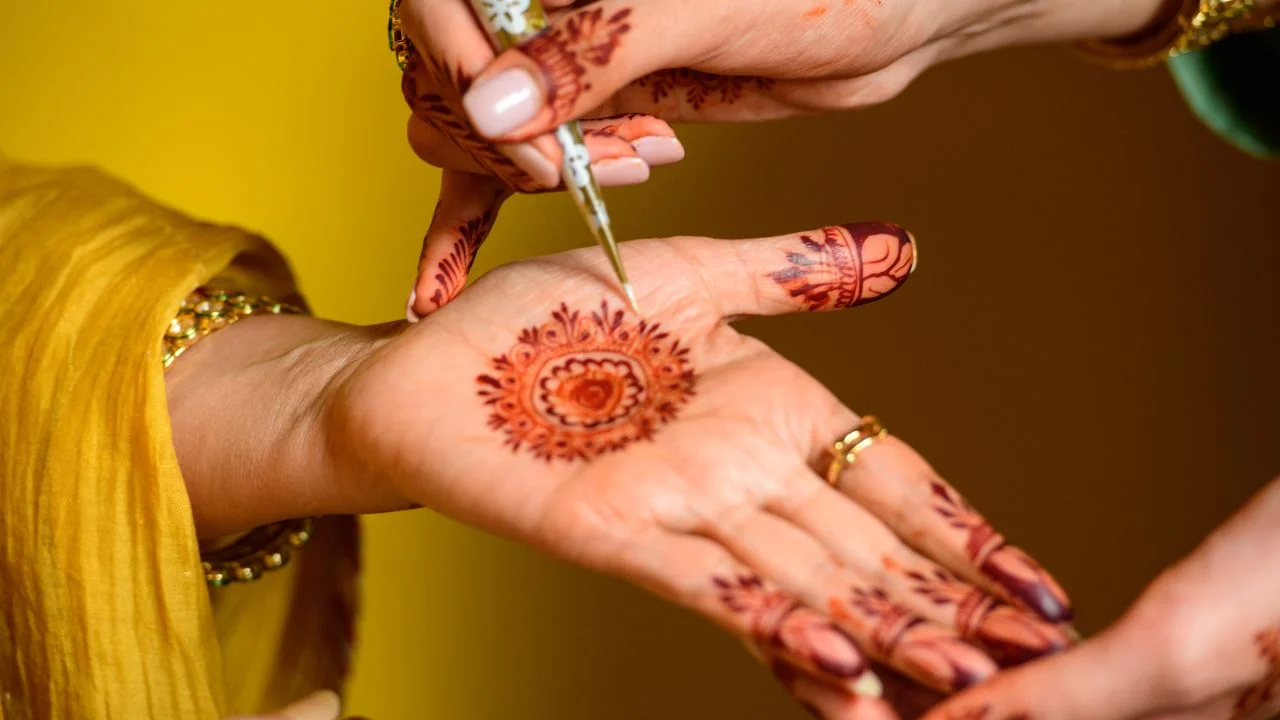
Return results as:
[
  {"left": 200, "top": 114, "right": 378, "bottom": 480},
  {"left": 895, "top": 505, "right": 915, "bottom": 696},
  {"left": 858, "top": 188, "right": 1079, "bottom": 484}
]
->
[
  {"left": 406, "top": 288, "right": 421, "bottom": 323},
  {"left": 504, "top": 143, "right": 561, "bottom": 188},
  {"left": 631, "top": 136, "right": 685, "bottom": 166},
  {"left": 462, "top": 69, "right": 541, "bottom": 138},
  {"left": 591, "top": 157, "right": 650, "bottom": 187}
]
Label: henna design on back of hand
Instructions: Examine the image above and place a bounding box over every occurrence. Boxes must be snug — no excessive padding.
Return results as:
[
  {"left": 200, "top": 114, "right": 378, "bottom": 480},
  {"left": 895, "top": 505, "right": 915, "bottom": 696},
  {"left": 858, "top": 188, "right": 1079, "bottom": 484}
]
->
[
  {"left": 402, "top": 54, "right": 535, "bottom": 191},
  {"left": 635, "top": 69, "right": 775, "bottom": 110},
  {"left": 477, "top": 301, "right": 695, "bottom": 461},
  {"left": 521, "top": 7, "right": 633, "bottom": 126}
]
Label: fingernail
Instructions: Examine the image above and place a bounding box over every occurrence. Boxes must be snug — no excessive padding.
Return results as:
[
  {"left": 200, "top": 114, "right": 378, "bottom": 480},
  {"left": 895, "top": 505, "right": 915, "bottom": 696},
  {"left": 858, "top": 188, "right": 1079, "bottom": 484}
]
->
[
  {"left": 463, "top": 68, "right": 541, "bottom": 139},
  {"left": 1065, "top": 624, "right": 1084, "bottom": 643},
  {"left": 631, "top": 136, "right": 685, "bottom": 166},
  {"left": 591, "top": 157, "right": 649, "bottom": 187},
  {"left": 406, "top": 288, "right": 420, "bottom": 323},
  {"left": 504, "top": 143, "right": 561, "bottom": 188},
  {"left": 851, "top": 670, "right": 883, "bottom": 698}
]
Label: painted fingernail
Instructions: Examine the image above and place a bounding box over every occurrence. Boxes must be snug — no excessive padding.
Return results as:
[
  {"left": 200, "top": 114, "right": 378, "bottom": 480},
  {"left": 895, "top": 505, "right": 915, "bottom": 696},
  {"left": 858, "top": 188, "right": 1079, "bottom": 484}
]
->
[
  {"left": 504, "top": 143, "right": 560, "bottom": 189},
  {"left": 851, "top": 670, "right": 884, "bottom": 698},
  {"left": 463, "top": 68, "right": 541, "bottom": 138},
  {"left": 591, "top": 157, "right": 649, "bottom": 186},
  {"left": 631, "top": 136, "right": 685, "bottom": 166},
  {"left": 406, "top": 288, "right": 421, "bottom": 323},
  {"left": 984, "top": 554, "right": 1073, "bottom": 624},
  {"left": 974, "top": 605, "right": 1071, "bottom": 666}
]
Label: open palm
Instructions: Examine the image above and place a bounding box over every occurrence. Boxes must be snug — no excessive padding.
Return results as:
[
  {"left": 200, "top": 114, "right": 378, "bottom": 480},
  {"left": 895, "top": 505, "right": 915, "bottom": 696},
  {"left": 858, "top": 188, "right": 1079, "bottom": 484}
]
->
[{"left": 330, "top": 222, "right": 1070, "bottom": 716}]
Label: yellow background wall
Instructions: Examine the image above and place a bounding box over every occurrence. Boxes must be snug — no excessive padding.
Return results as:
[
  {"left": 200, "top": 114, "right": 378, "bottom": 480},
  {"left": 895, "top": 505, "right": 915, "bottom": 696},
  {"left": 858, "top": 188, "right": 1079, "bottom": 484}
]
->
[{"left": 3, "top": 2, "right": 1277, "bottom": 718}]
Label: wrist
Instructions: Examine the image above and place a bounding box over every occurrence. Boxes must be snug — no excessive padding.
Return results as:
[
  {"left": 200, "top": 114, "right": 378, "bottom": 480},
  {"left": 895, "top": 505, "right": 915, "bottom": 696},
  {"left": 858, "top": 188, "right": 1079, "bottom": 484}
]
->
[{"left": 166, "top": 313, "right": 381, "bottom": 539}]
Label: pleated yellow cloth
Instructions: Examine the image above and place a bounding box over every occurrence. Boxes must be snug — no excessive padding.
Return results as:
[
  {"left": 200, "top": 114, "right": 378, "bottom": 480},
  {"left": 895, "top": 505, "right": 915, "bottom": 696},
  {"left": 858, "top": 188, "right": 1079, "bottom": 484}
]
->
[{"left": 0, "top": 157, "right": 357, "bottom": 720}]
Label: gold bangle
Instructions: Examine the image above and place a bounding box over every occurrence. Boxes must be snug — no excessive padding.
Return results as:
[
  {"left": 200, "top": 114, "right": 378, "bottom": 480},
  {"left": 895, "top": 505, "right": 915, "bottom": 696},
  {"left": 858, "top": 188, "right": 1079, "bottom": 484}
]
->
[
  {"left": 202, "top": 519, "right": 314, "bottom": 587},
  {"left": 162, "top": 287, "right": 303, "bottom": 369},
  {"left": 1081, "top": 0, "right": 1280, "bottom": 69},
  {"left": 161, "top": 286, "right": 312, "bottom": 586},
  {"left": 388, "top": 0, "right": 415, "bottom": 71}
]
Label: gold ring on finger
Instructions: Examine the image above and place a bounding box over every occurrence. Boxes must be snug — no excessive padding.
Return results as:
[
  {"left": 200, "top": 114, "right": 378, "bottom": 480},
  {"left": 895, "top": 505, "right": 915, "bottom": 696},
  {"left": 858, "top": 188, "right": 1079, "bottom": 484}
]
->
[{"left": 826, "top": 416, "right": 888, "bottom": 487}]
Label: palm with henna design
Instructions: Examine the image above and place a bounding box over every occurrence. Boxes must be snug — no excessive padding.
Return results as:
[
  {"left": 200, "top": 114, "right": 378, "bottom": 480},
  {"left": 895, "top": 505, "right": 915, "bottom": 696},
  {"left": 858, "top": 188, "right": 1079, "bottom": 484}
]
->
[{"left": 306, "top": 222, "right": 1076, "bottom": 715}]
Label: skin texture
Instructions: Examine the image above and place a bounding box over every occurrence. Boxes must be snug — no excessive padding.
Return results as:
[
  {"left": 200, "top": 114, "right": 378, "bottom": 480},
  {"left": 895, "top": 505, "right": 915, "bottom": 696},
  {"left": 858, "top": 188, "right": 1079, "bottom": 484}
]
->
[
  {"left": 921, "top": 476, "right": 1280, "bottom": 720},
  {"left": 392, "top": 0, "right": 1170, "bottom": 315},
  {"left": 168, "top": 225, "right": 1073, "bottom": 718}
]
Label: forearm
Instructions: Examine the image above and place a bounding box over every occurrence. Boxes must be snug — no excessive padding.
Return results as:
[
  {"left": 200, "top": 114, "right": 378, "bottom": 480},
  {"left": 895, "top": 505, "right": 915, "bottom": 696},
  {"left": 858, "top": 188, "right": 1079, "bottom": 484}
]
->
[{"left": 165, "top": 313, "right": 402, "bottom": 540}]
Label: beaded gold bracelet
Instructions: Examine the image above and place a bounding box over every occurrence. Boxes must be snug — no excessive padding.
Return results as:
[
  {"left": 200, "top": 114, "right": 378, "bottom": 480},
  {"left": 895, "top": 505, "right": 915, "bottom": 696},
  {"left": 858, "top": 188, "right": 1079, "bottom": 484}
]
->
[
  {"left": 1081, "top": 0, "right": 1280, "bottom": 69},
  {"left": 162, "top": 287, "right": 315, "bottom": 586}
]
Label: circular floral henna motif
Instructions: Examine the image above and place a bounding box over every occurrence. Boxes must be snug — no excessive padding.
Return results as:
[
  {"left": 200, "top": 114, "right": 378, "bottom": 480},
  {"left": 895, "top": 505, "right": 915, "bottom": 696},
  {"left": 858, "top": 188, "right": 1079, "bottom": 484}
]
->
[{"left": 477, "top": 302, "right": 695, "bottom": 462}]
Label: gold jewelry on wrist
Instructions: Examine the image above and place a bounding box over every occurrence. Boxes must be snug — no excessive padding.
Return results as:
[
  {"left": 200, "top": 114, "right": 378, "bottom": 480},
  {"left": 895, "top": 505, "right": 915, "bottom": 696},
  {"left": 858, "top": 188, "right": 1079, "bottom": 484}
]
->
[
  {"left": 161, "top": 286, "right": 312, "bottom": 586},
  {"left": 1081, "top": 0, "right": 1280, "bottom": 69},
  {"left": 202, "top": 518, "right": 314, "bottom": 587},
  {"left": 388, "top": 0, "right": 415, "bottom": 70},
  {"left": 162, "top": 287, "right": 303, "bottom": 369}
]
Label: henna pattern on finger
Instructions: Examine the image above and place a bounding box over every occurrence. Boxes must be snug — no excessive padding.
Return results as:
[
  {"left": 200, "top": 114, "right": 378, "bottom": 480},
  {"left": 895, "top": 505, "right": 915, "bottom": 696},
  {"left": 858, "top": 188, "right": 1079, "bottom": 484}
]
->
[
  {"left": 425, "top": 205, "right": 499, "bottom": 309},
  {"left": 476, "top": 301, "right": 695, "bottom": 461},
  {"left": 769, "top": 223, "right": 914, "bottom": 312},
  {"left": 635, "top": 69, "right": 775, "bottom": 110},
  {"left": 715, "top": 574, "right": 866, "bottom": 680},
  {"left": 520, "top": 7, "right": 633, "bottom": 127},
  {"left": 402, "top": 54, "right": 536, "bottom": 191},
  {"left": 1234, "top": 626, "right": 1280, "bottom": 717},
  {"left": 930, "top": 482, "right": 1072, "bottom": 623},
  {"left": 832, "top": 587, "right": 989, "bottom": 692},
  {"left": 905, "top": 567, "right": 1068, "bottom": 666}
]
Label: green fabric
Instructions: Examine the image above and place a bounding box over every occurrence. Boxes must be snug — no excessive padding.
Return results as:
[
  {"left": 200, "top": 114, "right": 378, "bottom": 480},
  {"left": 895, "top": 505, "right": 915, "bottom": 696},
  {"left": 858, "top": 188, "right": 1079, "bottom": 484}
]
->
[{"left": 1169, "top": 26, "right": 1280, "bottom": 159}]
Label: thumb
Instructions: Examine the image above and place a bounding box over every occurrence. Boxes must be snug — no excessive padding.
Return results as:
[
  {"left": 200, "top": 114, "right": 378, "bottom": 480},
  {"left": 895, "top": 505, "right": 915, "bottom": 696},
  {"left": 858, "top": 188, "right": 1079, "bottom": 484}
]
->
[
  {"left": 676, "top": 222, "right": 917, "bottom": 320},
  {"left": 407, "top": 170, "right": 509, "bottom": 322},
  {"left": 460, "top": 0, "right": 722, "bottom": 142}
]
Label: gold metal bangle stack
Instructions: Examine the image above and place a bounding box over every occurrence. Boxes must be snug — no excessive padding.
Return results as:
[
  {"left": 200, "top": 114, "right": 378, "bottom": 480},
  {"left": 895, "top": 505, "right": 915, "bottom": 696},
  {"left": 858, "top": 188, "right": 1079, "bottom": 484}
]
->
[
  {"left": 162, "top": 287, "right": 314, "bottom": 586},
  {"left": 1081, "top": 0, "right": 1279, "bottom": 69},
  {"left": 162, "top": 287, "right": 302, "bottom": 368}
]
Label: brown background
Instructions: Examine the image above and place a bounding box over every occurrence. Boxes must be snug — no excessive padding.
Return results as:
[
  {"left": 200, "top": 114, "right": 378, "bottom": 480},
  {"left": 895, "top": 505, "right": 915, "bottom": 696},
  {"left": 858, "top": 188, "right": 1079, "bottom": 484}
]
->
[{"left": 2, "top": 2, "right": 1277, "bottom": 717}]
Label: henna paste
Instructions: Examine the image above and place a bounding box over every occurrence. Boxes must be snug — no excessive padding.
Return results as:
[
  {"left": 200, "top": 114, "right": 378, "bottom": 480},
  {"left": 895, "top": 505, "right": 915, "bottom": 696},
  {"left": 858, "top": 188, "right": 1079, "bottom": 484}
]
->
[
  {"left": 636, "top": 69, "right": 775, "bottom": 110},
  {"left": 477, "top": 301, "right": 695, "bottom": 462},
  {"left": 521, "top": 7, "right": 633, "bottom": 126},
  {"left": 1235, "top": 626, "right": 1280, "bottom": 717},
  {"left": 769, "top": 223, "right": 914, "bottom": 312},
  {"left": 835, "top": 587, "right": 987, "bottom": 692},
  {"left": 716, "top": 574, "right": 866, "bottom": 680},
  {"left": 906, "top": 567, "right": 1068, "bottom": 666},
  {"left": 930, "top": 482, "right": 1072, "bottom": 623},
  {"left": 402, "top": 54, "right": 536, "bottom": 191}
]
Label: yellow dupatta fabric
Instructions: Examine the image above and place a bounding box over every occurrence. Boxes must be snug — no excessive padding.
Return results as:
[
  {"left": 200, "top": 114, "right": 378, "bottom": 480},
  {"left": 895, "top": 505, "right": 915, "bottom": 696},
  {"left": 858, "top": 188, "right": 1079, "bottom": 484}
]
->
[{"left": 0, "top": 157, "right": 356, "bottom": 719}]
